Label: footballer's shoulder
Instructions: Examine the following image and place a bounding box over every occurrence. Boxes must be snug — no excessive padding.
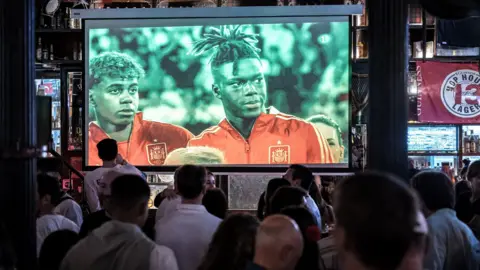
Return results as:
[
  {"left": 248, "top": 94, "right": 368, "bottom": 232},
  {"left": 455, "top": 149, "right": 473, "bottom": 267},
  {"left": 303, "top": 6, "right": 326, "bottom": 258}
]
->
[
  {"left": 142, "top": 119, "right": 193, "bottom": 136},
  {"left": 190, "top": 125, "right": 223, "bottom": 141},
  {"left": 273, "top": 111, "right": 313, "bottom": 128}
]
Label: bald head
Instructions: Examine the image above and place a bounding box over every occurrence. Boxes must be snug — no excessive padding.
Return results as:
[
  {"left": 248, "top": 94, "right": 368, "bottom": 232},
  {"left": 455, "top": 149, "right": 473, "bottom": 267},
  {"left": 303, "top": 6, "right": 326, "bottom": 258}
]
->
[{"left": 254, "top": 215, "right": 303, "bottom": 270}]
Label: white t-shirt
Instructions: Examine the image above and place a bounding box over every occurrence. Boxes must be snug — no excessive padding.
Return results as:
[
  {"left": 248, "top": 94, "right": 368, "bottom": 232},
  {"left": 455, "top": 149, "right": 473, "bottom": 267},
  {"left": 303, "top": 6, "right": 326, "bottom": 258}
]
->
[
  {"left": 37, "top": 214, "right": 80, "bottom": 256},
  {"left": 155, "top": 196, "right": 181, "bottom": 222},
  {"left": 85, "top": 164, "right": 143, "bottom": 213},
  {"left": 84, "top": 167, "right": 113, "bottom": 213},
  {"left": 155, "top": 204, "right": 221, "bottom": 270},
  {"left": 54, "top": 194, "right": 84, "bottom": 227}
]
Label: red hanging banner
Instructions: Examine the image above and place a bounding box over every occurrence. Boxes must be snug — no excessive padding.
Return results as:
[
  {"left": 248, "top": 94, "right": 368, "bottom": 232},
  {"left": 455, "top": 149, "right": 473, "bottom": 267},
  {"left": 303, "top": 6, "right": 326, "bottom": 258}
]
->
[{"left": 417, "top": 61, "right": 480, "bottom": 123}]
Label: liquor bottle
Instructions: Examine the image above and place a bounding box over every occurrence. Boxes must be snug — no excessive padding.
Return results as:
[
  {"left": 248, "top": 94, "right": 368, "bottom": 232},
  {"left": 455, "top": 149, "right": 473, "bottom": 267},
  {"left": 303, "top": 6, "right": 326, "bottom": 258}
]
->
[
  {"left": 42, "top": 45, "right": 49, "bottom": 61},
  {"left": 78, "top": 42, "right": 83, "bottom": 61},
  {"left": 464, "top": 131, "right": 470, "bottom": 154},
  {"left": 50, "top": 14, "right": 57, "bottom": 29},
  {"left": 56, "top": 9, "right": 63, "bottom": 29},
  {"left": 73, "top": 42, "right": 78, "bottom": 61},
  {"left": 39, "top": 12, "right": 46, "bottom": 29},
  {"left": 49, "top": 44, "right": 54, "bottom": 61},
  {"left": 36, "top": 38, "right": 43, "bottom": 61},
  {"left": 470, "top": 130, "right": 477, "bottom": 154},
  {"left": 64, "top": 8, "right": 70, "bottom": 29}
]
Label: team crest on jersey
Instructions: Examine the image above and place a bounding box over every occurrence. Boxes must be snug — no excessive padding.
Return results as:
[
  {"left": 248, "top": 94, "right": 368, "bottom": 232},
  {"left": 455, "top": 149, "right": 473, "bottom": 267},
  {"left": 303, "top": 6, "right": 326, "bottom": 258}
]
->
[
  {"left": 269, "top": 144, "right": 291, "bottom": 164},
  {"left": 146, "top": 143, "right": 167, "bottom": 165}
]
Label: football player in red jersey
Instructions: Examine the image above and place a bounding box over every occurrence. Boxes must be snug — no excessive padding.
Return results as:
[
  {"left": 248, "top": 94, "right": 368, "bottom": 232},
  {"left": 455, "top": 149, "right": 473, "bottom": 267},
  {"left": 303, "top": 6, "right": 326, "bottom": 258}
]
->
[
  {"left": 88, "top": 52, "right": 193, "bottom": 166},
  {"left": 187, "top": 26, "right": 333, "bottom": 165}
]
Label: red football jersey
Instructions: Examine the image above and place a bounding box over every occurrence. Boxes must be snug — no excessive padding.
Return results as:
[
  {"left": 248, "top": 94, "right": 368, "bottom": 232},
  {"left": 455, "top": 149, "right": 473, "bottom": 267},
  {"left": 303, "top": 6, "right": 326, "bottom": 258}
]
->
[
  {"left": 188, "top": 110, "right": 334, "bottom": 165},
  {"left": 88, "top": 112, "right": 193, "bottom": 166}
]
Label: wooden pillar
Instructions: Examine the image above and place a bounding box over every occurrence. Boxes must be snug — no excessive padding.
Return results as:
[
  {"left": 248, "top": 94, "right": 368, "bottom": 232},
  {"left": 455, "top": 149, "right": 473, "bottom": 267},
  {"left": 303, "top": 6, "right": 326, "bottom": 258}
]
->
[{"left": 0, "top": 0, "right": 38, "bottom": 268}]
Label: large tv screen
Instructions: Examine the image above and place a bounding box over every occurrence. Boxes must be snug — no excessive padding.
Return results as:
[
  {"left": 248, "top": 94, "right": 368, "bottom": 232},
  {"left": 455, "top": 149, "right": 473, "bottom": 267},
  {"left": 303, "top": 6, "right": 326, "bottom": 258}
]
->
[
  {"left": 83, "top": 7, "right": 352, "bottom": 169},
  {"left": 408, "top": 125, "right": 458, "bottom": 153}
]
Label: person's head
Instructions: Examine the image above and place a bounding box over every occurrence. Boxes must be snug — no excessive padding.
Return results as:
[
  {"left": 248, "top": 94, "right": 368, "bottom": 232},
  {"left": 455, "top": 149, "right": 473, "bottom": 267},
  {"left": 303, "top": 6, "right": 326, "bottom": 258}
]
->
[
  {"left": 109, "top": 174, "right": 150, "bottom": 227},
  {"left": 284, "top": 164, "right": 314, "bottom": 191},
  {"left": 198, "top": 214, "right": 260, "bottom": 270},
  {"left": 88, "top": 52, "right": 144, "bottom": 126},
  {"left": 96, "top": 138, "right": 118, "bottom": 162},
  {"left": 153, "top": 192, "right": 164, "bottom": 208},
  {"left": 206, "top": 170, "right": 216, "bottom": 190},
  {"left": 411, "top": 171, "right": 454, "bottom": 214},
  {"left": 268, "top": 186, "right": 308, "bottom": 216},
  {"left": 202, "top": 188, "right": 228, "bottom": 219},
  {"left": 164, "top": 147, "right": 226, "bottom": 165},
  {"left": 280, "top": 206, "right": 322, "bottom": 270},
  {"left": 37, "top": 174, "right": 62, "bottom": 215},
  {"left": 176, "top": 165, "right": 207, "bottom": 202},
  {"left": 467, "top": 160, "right": 480, "bottom": 197},
  {"left": 307, "top": 115, "right": 345, "bottom": 163},
  {"left": 190, "top": 25, "right": 266, "bottom": 121},
  {"left": 455, "top": 180, "right": 473, "bottom": 200},
  {"left": 38, "top": 230, "right": 79, "bottom": 270},
  {"left": 264, "top": 178, "right": 291, "bottom": 215},
  {"left": 98, "top": 165, "right": 145, "bottom": 211},
  {"left": 254, "top": 215, "right": 304, "bottom": 270},
  {"left": 334, "top": 172, "right": 427, "bottom": 270}
]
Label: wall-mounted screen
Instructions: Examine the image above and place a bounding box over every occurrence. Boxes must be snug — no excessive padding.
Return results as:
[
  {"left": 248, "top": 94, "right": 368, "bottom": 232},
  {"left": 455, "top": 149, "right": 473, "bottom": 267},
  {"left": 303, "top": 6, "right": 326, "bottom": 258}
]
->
[
  {"left": 408, "top": 125, "right": 458, "bottom": 153},
  {"left": 83, "top": 7, "right": 352, "bottom": 169}
]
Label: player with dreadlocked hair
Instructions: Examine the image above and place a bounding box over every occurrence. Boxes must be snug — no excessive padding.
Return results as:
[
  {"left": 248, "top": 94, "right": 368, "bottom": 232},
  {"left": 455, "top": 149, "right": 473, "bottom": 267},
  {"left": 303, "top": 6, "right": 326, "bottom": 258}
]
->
[
  {"left": 87, "top": 52, "right": 193, "bottom": 166},
  {"left": 187, "top": 25, "right": 333, "bottom": 165}
]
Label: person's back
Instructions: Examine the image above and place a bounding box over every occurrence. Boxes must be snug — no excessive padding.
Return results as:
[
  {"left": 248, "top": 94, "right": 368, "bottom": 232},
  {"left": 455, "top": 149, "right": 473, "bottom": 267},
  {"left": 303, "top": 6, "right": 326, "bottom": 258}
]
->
[
  {"left": 54, "top": 192, "right": 84, "bottom": 227},
  {"left": 36, "top": 174, "right": 80, "bottom": 256},
  {"left": 156, "top": 165, "right": 221, "bottom": 270},
  {"left": 61, "top": 174, "right": 178, "bottom": 270},
  {"left": 412, "top": 171, "right": 480, "bottom": 270}
]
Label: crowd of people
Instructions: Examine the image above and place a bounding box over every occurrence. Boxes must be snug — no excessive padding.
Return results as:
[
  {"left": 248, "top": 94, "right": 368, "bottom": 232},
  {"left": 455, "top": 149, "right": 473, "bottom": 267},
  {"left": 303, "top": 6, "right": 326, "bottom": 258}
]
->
[{"left": 3, "top": 138, "right": 480, "bottom": 270}]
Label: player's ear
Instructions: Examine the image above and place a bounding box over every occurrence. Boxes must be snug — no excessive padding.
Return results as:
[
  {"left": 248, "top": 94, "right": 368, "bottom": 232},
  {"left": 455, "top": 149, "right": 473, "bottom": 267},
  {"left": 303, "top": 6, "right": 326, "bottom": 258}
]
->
[
  {"left": 89, "top": 91, "right": 96, "bottom": 107},
  {"left": 212, "top": 84, "right": 221, "bottom": 99}
]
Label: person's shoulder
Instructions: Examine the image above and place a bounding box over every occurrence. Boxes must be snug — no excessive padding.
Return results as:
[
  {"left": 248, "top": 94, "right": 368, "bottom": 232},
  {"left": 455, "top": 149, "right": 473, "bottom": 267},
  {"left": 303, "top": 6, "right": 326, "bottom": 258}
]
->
[
  {"left": 141, "top": 118, "right": 193, "bottom": 137},
  {"left": 270, "top": 111, "right": 315, "bottom": 131},
  {"left": 151, "top": 244, "right": 178, "bottom": 270},
  {"left": 85, "top": 167, "right": 110, "bottom": 181},
  {"left": 189, "top": 125, "right": 223, "bottom": 142}
]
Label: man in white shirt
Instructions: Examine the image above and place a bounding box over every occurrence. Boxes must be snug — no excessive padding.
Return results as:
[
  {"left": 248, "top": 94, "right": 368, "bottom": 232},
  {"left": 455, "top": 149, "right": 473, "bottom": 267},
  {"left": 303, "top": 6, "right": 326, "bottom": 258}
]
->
[
  {"left": 54, "top": 192, "right": 83, "bottom": 227},
  {"left": 156, "top": 165, "right": 222, "bottom": 270},
  {"left": 61, "top": 174, "right": 178, "bottom": 270},
  {"left": 283, "top": 164, "right": 322, "bottom": 227},
  {"left": 84, "top": 138, "right": 143, "bottom": 213},
  {"left": 36, "top": 174, "right": 79, "bottom": 256}
]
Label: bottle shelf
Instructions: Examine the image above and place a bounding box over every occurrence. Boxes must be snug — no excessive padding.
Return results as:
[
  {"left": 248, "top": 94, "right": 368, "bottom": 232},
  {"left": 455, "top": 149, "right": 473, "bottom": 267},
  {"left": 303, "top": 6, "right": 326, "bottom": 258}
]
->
[
  {"left": 36, "top": 28, "right": 82, "bottom": 33},
  {"left": 36, "top": 60, "right": 82, "bottom": 65}
]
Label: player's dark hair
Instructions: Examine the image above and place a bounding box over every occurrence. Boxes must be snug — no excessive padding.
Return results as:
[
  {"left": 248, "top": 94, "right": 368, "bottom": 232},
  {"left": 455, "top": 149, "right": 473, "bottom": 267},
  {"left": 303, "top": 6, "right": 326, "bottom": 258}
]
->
[
  {"left": 39, "top": 230, "right": 79, "bottom": 270},
  {"left": 290, "top": 164, "right": 314, "bottom": 191},
  {"left": 467, "top": 159, "right": 480, "bottom": 181},
  {"left": 202, "top": 188, "right": 227, "bottom": 219},
  {"left": 307, "top": 114, "right": 344, "bottom": 147},
  {"left": 335, "top": 172, "right": 422, "bottom": 270},
  {"left": 265, "top": 178, "right": 291, "bottom": 216},
  {"left": 96, "top": 138, "right": 118, "bottom": 161},
  {"left": 176, "top": 165, "right": 207, "bottom": 200},
  {"left": 268, "top": 186, "right": 307, "bottom": 216},
  {"left": 189, "top": 25, "right": 261, "bottom": 76},
  {"left": 37, "top": 174, "right": 62, "bottom": 205},
  {"left": 88, "top": 51, "right": 145, "bottom": 90},
  {"left": 110, "top": 174, "right": 150, "bottom": 211},
  {"left": 411, "top": 170, "right": 454, "bottom": 211}
]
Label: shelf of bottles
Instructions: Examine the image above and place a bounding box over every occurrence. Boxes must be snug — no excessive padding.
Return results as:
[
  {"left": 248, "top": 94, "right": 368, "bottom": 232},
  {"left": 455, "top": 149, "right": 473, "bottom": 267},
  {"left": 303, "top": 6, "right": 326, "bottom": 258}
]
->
[
  {"left": 462, "top": 126, "right": 480, "bottom": 160},
  {"left": 36, "top": 1, "right": 84, "bottom": 65},
  {"left": 35, "top": 77, "right": 62, "bottom": 154},
  {"left": 67, "top": 71, "right": 84, "bottom": 152},
  {"left": 352, "top": 3, "right": 436, "bottom": 62}
]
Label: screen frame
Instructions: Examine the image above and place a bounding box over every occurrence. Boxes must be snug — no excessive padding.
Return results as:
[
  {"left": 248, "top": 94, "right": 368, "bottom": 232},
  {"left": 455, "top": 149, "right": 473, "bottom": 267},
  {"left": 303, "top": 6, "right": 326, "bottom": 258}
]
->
[
  {"left": 80, "top": 5, "right": 361, "bottom": 173},
  {"left": 407, "top": 124, "right": 459, "bottom": 154}
]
